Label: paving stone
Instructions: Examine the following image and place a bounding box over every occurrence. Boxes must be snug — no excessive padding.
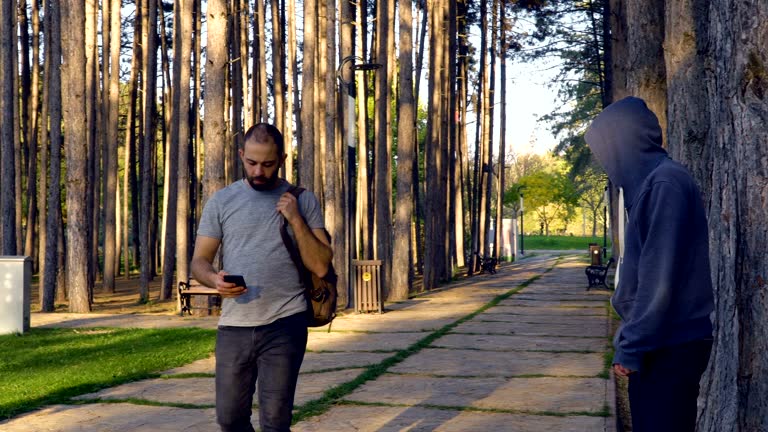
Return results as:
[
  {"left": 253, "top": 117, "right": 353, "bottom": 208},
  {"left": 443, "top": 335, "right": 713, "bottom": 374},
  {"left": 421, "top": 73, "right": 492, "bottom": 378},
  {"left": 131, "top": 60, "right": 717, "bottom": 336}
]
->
[
  {"left": 484, "top": 305, "right": 607, "bottom": 316},
  {"left": 161, "top": 352, "right": 388, "bottom": 376},
  {"left": 293, "top": 405, "right": 606, "bottom": 432},
  {"left": 33, "top": 313, "right": 219, "bottom": 329},
  {"left": 301, "top": 351, "right": 390, "bottom": 372},
  {"left": 75, "top": 377, "right": 216, "bottom": 406},
  {"left": 512, "top": 294, "right": 609, "bottom": 302},
  {"left": 432, "top": 333, "right": 607, "bottom": 352},
  {"left": 389, "top": 348, "right": 604, "bottom": 377},
  {"left": 473, "top": 312, "right": 607, "bottom": 326},
  {"left": 0, "top": 404, "right": 227, "bottom": 432},
  {"left": 501, "top": 299, "right": 608, "bottom": 308},
  {"left": 74, "top": 369, "right": 364, "bottom": 408},
  {"left": 453, "top": 320, "right": 608, "bottom": 338},
  {"left": 345, "top": 374, "right": 607, "bottom": 413},
  {"left": 305, "top": 331, "right": 425, "bottom": 352}
]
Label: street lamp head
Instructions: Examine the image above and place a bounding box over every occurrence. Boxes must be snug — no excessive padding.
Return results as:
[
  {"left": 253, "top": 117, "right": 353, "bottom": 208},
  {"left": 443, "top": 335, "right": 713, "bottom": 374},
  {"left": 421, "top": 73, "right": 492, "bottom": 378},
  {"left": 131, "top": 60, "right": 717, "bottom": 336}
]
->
[
  {"left": 337, "top": 56, "right": 384, "bottom": 97},
  {"left": 352, "top": 63, "right": 383, "bottom": 71}
]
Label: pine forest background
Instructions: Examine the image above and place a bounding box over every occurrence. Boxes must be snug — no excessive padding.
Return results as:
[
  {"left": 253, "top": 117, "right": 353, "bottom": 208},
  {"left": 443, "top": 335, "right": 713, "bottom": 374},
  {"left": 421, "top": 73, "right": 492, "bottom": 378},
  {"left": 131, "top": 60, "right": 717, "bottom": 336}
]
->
[{"left": 0, "top": 0, "right": 765, "bottom": 428}]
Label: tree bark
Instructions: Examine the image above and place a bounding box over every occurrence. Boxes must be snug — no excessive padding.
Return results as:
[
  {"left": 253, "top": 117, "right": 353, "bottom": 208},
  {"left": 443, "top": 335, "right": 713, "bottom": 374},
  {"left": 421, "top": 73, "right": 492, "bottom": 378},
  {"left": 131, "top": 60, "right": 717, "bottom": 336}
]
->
[
  {"left": 139, "top": 0, "right": 158, "bottom": 302},
  {"left": 175, "top": 0, "right": 193, "bottom": 305},
  {"left": 694, "top": 1, "right": 768, "bottom": 429},
  {"left": 299, "top": 0, "right": 316, "bottom": 189},
  {"left": 1, "top": 0, "right": 17, "bottom": 254},
  {"left": 203, "top": 0, "right": 228, "bottom": 204},
  {"left": 61, "top": 0, "right": 90, "bottom": 312},
  {"left": 495, "top": 0, "right": 507, "bottom": 260},
  {"left": 103, "top": 0, "right": 121, "bottom": 292},
  {"left": 625, "top": 0, "right": 667, "bottom": 146},
  {"left": 284, "top": 0, "right": 296, "bottom": 183},
  {"left": 392, "top": 0, "right": 414, "bottom": 300},
  {"left": 85, "top": 0, "right": 98, "bottom": 295},
  {"left": 38, "top": 0, "right": 49, "bottom": 298},
  {"left": 123, "top": 11, "right": 142, "bottom": 278}
]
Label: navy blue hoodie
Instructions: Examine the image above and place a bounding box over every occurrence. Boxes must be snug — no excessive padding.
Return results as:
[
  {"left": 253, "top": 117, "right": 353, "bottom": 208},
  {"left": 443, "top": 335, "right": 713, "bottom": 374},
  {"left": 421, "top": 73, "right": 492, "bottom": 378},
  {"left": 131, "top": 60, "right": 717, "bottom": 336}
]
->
[{"left": 585, "top": 97, "right": 714, "bottom": 372}]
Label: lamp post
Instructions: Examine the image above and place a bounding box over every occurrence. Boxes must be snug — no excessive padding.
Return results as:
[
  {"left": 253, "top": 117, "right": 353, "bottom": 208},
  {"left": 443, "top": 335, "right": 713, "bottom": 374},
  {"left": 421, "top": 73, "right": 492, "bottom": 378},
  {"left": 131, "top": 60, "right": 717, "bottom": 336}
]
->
[
  {"left": 517, "top": 185, "right": 526, "bottom": 256},
  {"left": 603, "top": 184, "right": 608, "bottom": 258},
  {"left": 336, "top": 56, "right": 382, "bottom": 306}
]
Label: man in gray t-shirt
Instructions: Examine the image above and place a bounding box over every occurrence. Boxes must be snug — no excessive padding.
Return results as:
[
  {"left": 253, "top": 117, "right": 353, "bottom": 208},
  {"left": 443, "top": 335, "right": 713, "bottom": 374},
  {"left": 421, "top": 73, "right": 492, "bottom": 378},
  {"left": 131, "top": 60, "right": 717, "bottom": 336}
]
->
[{"left": 191, "top": 123, "right": 332, "bottom": 432}]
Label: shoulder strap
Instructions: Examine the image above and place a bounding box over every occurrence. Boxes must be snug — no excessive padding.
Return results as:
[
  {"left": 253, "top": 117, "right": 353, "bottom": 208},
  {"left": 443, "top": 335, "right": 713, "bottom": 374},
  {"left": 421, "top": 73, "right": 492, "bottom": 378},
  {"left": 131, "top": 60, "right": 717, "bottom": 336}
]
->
[{"left": 280, "top": 186, "right": 309, "bottom": 281}]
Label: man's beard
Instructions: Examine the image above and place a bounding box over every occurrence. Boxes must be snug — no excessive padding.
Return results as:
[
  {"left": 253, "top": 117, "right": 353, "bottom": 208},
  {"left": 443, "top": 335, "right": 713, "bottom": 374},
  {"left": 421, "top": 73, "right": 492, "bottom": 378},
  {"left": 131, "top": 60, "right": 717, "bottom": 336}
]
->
[{"left": 247, "top": 170, "right": 280, "bottom": 191}]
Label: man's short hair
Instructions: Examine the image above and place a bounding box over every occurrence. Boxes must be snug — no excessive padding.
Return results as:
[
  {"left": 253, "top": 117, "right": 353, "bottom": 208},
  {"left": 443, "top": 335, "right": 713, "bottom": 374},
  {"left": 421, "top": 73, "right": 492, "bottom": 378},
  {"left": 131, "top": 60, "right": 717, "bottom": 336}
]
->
[{"left": 243, "top": 123, "right": 285, "bottom": 156}]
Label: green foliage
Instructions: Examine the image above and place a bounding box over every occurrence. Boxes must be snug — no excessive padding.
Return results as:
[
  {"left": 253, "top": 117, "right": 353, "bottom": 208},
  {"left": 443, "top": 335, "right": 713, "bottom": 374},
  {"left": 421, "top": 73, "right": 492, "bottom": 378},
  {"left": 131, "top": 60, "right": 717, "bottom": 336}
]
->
[
  {"left": 522, "top": 235, "right": 611, "bottom": 251},
  {"left": 0, "top": 328, "right": 216, "bottom": 419}
]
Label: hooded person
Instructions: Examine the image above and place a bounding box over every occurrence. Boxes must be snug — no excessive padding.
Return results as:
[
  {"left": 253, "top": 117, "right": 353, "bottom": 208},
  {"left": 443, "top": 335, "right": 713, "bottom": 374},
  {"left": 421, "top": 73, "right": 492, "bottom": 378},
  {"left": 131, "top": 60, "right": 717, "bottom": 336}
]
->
[{"left": 585, "top": 96, "right": 714, "bottom": 432}]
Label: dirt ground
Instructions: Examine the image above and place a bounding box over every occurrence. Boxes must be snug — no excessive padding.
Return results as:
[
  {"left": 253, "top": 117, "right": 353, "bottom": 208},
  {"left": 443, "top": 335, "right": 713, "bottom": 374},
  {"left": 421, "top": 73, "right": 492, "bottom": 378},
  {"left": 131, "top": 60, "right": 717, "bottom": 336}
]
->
[{"left": 30, "top": 275, "right": 178, "bottom": 314}]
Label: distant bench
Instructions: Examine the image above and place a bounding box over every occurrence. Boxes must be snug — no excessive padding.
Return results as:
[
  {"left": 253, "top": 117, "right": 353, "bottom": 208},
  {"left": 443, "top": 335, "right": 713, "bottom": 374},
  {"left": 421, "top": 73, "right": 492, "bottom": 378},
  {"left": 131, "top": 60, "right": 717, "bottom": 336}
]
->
[
  {"left": 585, "top": 257, "right": 615, "bottom": 290},
  {"left": 178, "top": 279, "right": 221, "bottom": 316}
]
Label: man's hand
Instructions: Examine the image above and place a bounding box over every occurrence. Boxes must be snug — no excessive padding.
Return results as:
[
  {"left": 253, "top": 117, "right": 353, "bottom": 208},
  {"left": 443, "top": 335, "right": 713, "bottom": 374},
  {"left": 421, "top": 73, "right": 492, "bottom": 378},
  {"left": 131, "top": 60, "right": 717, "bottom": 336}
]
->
[
  {"left": 215, "top": 271, "right": 247, "bottom": 298},
  {"left": 613, "top": 363, "right": 634, "bottom": 377},
  {"left": 276, "top": 192, "right": 301, "bottom": 225}
]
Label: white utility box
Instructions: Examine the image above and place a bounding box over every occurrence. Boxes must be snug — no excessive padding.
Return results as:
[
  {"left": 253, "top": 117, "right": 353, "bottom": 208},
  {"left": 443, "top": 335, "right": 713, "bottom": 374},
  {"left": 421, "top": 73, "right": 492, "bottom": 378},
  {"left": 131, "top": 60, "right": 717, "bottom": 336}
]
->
[{"left": 0, "top": 256, "right": 32, "bottom": 335}]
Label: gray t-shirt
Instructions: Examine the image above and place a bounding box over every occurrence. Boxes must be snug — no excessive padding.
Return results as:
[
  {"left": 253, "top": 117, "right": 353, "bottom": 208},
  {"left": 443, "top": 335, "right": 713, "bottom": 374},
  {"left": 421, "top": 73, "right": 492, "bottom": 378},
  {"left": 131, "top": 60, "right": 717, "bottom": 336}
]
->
[{"left": 196, "top": 179, "right": 325, "bottom": 327}]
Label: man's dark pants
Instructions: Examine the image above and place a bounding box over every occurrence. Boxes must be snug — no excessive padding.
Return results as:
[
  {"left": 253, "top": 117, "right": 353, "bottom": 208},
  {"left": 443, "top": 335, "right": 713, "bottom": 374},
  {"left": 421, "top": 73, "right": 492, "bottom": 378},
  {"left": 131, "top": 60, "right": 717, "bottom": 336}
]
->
[
  {"left": 629, "top": 339, "right": 713, "bottom": 432},
  {"left": 215, "top": 313, "right": 308, "bottom": 432}
]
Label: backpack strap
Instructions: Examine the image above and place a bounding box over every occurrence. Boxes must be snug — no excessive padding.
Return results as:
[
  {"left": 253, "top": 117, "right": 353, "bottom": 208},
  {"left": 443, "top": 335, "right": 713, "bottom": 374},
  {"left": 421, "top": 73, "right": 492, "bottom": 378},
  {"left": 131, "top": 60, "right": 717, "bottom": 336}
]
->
[{"left": 279, "top": 186, "right": 310, "bottom": 284}]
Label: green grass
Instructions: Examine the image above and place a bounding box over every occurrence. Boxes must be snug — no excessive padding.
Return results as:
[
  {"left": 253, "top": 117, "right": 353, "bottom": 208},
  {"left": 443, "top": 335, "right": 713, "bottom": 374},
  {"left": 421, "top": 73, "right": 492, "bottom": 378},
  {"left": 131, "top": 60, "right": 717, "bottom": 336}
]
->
[
  {"left": 0, "top": 327, "right": 216, "bottom": 419},
  {"left": 522, "top": 235, "right": 611, "bottom": 250}
]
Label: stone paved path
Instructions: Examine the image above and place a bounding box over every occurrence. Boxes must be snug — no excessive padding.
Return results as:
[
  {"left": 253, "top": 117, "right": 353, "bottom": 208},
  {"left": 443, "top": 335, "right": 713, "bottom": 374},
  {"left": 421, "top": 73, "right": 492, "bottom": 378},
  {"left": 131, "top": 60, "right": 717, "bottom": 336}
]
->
[{"left": 3, "top": 253, "right": 616, "bottom": 431}]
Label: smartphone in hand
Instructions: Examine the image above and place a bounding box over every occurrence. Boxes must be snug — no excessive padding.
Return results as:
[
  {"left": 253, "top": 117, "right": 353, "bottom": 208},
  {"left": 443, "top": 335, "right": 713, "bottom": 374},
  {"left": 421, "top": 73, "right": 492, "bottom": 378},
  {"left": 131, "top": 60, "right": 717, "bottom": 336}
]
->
[{"left": 223, "top": 274, "right": 246, "bottom": 287}]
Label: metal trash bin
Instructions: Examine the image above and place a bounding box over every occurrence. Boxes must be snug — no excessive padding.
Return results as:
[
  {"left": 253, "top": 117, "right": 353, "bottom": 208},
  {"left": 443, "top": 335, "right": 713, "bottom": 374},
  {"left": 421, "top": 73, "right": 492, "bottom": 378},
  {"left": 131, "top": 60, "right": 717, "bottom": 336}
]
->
[
  {"left": 588, "top": 243, "right": 603, "bottom": 266},
  {"left": 0, "top": 256, "right": 32, "bottom": 335},
  {"left": 352, "top": 260, "right": 383, "bottom": 313}
]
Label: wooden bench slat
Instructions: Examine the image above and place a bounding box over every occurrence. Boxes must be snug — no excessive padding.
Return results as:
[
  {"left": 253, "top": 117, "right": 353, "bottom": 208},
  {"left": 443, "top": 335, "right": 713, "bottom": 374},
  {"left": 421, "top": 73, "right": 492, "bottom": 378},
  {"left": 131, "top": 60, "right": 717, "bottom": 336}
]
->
[{"left": 178, "top": 278, "right": 222, "bottom": 316}]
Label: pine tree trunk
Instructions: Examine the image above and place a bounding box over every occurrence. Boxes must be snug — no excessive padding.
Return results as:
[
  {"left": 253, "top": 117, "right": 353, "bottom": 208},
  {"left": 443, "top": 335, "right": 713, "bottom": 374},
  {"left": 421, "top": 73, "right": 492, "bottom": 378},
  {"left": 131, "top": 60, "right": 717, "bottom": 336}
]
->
[
  {"left": 38, "top": 0, "right": 50, "bottom": 295},
  {"left": 374, "top": 0, "right": 392, "bottom": 295},
  {"left": 203, "top": 0, "right": 228, "bottom": 203},
  {"left": 625, "top": 0, "right": 666, "bottom": 146},
  {"left": 192, "top": 0, "right": 202, "bottom": 226},
  {"left": 61, "top": 0, "right": 90, "bottom": 312},
  {"left": 24, "top": 0, "right": 41, "bottom": 270},
  {"left": 271, "top": 0, "right": 284, "bottom": 133},
  {"left": 691, "top": 1, "right": 768, "bottom": 429},
  {"left": 609, "top": 0, "right": 628, "bottom": 102},
  {"left": 284, "top": 0, "right": 295, "bottom": 183},
  {"left": 299, "top": 0, "right": 316, "bottom": 189},
  {"left": 123, "top": 12, "right": 141, "bottom": 279},
  {"left": 139, "top": 0, "right": 158, "bottom": 302},
  {"left": 1, "top": 0, "right": 17, "bottom": 254},
  {"left": 12, "top": 0, "right": 22, "bottom": 256},
  {"left": 392, "top": 0, "right": 414, "bottom": 300},
  {"left": 85, "top": 0, "right": 98, "bottom": 294},
  {"left": 495, "top": 0, "right": 506, "bottom": 261},
  {"left": 103, "top": 0, "right": 121, "bottom": 292},
  {"left": 175, "top": 0, "right": 193, "bottom": 306}
]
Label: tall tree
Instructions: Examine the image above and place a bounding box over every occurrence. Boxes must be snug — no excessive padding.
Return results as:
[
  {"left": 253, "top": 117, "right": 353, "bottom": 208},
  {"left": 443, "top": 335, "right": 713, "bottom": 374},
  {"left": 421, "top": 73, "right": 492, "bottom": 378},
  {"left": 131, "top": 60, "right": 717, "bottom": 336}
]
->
[
  {"left": 392, "top": 0, "right": 415, "bottom": 300},
  {"left": 679, "top": 0, "right": 768, "bottom": 429},
  {"left": 23, "top": 0, "right": 41, "bottom": 268},
  {"left": 299, "top": 0, "right": 316, "bottom": 189},
  {"left": 203, "top": 0, "right": 228, "bottom": 203},
  {"left": 139, "top": 0, "right": 158, "bottom": 302},
  {"left": 374, "top": 0, "right": 393, "bottom": 295},
  {"left": 0, "top": 0, "right": 17, "bottom": 254},
  {"left": 103, "top": 0, "right": 121, "bottom": 292},
  {"left": 171, "top": 0, "right": 193, "bottom": 300},
  {"left": 61, "top": 0, "right": 91, "bottom": 312}
]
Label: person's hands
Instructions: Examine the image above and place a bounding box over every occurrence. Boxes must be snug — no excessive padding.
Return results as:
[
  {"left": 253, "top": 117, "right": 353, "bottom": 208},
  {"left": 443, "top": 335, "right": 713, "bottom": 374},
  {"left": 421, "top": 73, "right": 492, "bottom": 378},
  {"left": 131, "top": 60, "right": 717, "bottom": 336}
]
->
[
  {"left": 613, "top": 363, "right": 634, "bottom": 377},
  {"left": 276, "top": 192, "right": 301, "bottom": 225},
  {"left": 215, "top": 271, "right": 247, "bottom": 298}
]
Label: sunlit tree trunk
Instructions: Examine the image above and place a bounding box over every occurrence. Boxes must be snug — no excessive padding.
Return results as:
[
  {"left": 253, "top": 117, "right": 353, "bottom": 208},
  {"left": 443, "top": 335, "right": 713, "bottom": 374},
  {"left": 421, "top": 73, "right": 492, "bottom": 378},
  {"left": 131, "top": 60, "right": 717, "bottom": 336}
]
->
[
  {"left": 174, "top": 0, "right": 193, "bottom": 306},
  {"left": 139, "top": 0, "right": 158, "bottom": 302},
  {"left": 271, "top": 0, "right": 284, "bottom": 133},
  {"left": 355, "top": 0, "right": 371, "bottom": 260},
  {"left": 19, "top": 0, "right": 38, "bottom": 267},
  {"left": 85, "top": 0, "right": 98, "bottom": 295},
  {"left": 62, "top": 0, "right": 90, "bottom": 312},
  {"left": 192, "top": 0, "right": 202, "bottom": 226},
  {"left": 103, "top": 0, "right": 121, "bottom": 292},
  {"left": 123, "top": 12, "right": 141, "bottom": 279},
  {"left": 230, "top": 0, "right": 243, "bottom": 181},
  {"left": 38, "top": 0, "right": 50, "bottom": 294},
  {"left": 392, "top": 0, "right": 415, "bottom": 300},
  {"left": 374, "top": 0, "right": 393, "bottom": 295},
  {"left": 299, "top": 0, "right": 316, "bottom": 189},
  {"left": 203, "top": 0, "right": 228, "bottom": 204},
  {"left": 284, "top": 0, "right": 296, "bottom": 182},
  {"left": 495, "top": 0, "right": 506, "bottom": 260},
  {"left": 27, "top": 0, "right": 41, "bottom": 271}
]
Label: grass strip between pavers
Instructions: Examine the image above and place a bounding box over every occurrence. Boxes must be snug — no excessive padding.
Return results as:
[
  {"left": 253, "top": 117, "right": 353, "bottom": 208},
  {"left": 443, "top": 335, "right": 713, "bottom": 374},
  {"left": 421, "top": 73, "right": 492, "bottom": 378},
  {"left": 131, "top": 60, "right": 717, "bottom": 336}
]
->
[
  {"left": 72, "top": 398, "right": 215, "bottom": 410},
  {"left": 337, "top": 399, "right": 611, "bottom": 418},
  {"left": 291, "top": 258, "right": 566, "bottom": 424}
]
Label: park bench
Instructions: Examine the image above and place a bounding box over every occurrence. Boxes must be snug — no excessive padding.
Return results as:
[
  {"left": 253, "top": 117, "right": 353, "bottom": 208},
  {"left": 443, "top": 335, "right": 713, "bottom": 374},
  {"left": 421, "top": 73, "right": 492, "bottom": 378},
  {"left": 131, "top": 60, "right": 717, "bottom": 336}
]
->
[
  {"left": 178, "top": 279, "right": 221, "bottom": 316},
  {"left": 585, "top": 257, "right": 615, "bottom": 290}
]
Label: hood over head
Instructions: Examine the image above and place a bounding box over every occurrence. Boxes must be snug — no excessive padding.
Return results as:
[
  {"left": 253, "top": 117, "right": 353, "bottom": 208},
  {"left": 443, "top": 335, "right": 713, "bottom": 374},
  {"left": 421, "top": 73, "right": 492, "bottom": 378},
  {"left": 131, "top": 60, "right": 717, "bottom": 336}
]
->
[{"left": 585, "top": 96, "right": 668, "bottom": 207}]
